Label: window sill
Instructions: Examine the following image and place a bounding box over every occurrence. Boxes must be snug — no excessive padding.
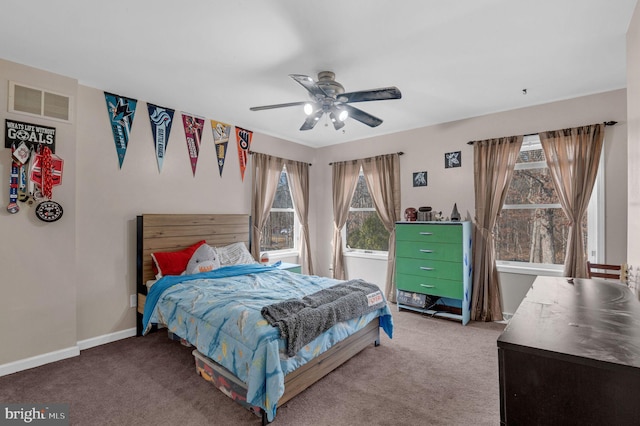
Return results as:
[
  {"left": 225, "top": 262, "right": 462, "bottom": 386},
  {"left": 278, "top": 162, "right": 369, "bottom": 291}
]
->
[
  {"left": 343, "top": 250, "right": 389, "bottom": 261},
  {"left": 265, "top": 250, "right": 298, "bottom": 260},
  {"left": 497, "top": 262, "right": 564, "bottom": 277}
]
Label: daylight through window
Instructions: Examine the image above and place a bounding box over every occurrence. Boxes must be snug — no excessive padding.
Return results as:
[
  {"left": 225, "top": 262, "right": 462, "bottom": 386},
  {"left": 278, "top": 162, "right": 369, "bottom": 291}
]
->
[
  {"left": 260, "top": 167, "right": 297, "bottom": 252},
  {"left": 345, "top": 168, "right": 389, "bottom": 252},
  {"left": 494, "top": 135, "right": 590, "bottom": 265}
]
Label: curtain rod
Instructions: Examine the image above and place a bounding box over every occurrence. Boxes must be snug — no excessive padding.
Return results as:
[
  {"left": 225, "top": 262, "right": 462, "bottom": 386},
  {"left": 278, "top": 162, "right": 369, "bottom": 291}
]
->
[
  {"left": 248, "top": 150, "right": 311, "bottom": 166},
  {"left": 466, "top": 121, "right": 618, "bottom": 145},
  {"left": 328, "top": 151, "right": 404, "bottom": 166}
]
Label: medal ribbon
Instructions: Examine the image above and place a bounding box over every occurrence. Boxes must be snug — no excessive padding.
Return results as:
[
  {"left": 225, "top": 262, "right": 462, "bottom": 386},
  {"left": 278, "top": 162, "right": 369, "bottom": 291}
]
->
[{"left": 41, "top": 146, "right": 53, "bottom": 199}]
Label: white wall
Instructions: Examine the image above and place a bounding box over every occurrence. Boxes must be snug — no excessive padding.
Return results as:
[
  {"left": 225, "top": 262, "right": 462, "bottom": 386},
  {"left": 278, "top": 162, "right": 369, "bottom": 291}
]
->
[
  {"left": 0, "top": 61, "right": 78, "bottom": 365},
  {"left": 627, "top": 2, "right": 640, "bottom": 284}
]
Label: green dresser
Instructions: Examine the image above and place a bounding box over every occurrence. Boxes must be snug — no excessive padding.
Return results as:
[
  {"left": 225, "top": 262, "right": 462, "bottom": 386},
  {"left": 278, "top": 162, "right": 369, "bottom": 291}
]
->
[{"left": 395, "top": 221, "right": 472, "bottom": 325}]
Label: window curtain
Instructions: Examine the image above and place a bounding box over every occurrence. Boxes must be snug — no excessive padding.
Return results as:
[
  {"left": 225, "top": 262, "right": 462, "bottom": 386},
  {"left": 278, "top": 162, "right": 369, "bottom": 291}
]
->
[
  {"left": 331, "top": 160, "right": 361, "bottom": 280},
  {"left": 285, "top": 159, "right": 314, "bottom": 275},
  {"left": 539, "top": 123, "right": 604, "bottom": 278},
  {"left": 250, "top": 152, "right": 284, "bottom": 260},
  {"left": 361, "top": 153, "right": 401, "bottom": 302},
  {"left": 472, "top": 136, "right": 523, "bottom": 322}
]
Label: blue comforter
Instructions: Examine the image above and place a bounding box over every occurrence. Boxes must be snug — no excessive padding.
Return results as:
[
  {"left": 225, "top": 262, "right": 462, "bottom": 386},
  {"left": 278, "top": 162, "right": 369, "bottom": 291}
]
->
[{"left": 142, "top": 265, "right": 393, "bottom": 421}]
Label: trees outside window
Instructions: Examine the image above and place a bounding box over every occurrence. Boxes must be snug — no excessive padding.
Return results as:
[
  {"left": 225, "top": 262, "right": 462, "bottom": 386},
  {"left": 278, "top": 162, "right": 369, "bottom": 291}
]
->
[
  {"left": 260, "top": 167, "right": 297, "bottom": 252},
  {"left": 495, "top": 136, "right": 590, "bottom": 265},
  {"left": 345, "top": 169, "right": 389, "bottom": 252}
]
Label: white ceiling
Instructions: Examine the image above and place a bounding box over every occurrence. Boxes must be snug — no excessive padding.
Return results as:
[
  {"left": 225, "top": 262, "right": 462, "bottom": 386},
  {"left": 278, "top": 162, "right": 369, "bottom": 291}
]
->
[{"left": 0, "top": 0, "right": 636, "bottom": 148}]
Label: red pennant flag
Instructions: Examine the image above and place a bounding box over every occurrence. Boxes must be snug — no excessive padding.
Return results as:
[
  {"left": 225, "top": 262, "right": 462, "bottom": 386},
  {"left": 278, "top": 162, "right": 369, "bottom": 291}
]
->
[
  {"left": 181, "top": 113, "right": 204, "bottom": 176},
  {"left": 235, "top": 127, "right": 252, "bottom": 181}
]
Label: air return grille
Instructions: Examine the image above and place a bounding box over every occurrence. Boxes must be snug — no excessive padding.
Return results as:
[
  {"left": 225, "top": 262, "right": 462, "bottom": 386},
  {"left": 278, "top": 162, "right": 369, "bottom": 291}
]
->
[{"left": 9, "top": 81, "right": 72, "bottom": 122}]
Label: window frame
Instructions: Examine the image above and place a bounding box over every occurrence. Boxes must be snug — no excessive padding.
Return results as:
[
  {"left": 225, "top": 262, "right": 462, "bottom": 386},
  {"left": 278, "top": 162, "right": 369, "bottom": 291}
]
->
[
  {"left": 343, "top": 167, "right": 389, "bottom": 256},
  {"left": 259, "top": 166, "right": 300, "bottom": 256},
  {"left": 495, "top": 135, "right": 602, "bottom": 275}
]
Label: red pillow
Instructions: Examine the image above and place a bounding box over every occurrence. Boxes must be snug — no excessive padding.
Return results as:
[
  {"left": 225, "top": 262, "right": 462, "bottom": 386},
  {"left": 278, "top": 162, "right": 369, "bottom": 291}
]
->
[{"left": 151, "top": 240, "right": 207, "bottom": 277}]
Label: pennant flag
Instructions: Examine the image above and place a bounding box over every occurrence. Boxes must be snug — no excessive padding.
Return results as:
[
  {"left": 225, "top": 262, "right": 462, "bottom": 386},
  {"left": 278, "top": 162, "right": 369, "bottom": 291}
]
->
[
  {"left": 211, "top": 120, "right": 232, "bottom": 177},
  {"left": 181, "top": 113, "right": 205, "bottom": 176},
  {"left": 104, "top": 92, "right": 137, "bottom": 169},
  {"left": 147, "top": 103, "right": 175, "bottom": 173},
  {"left": 235, "top": 127, "right": 252, "bottom": 181}
]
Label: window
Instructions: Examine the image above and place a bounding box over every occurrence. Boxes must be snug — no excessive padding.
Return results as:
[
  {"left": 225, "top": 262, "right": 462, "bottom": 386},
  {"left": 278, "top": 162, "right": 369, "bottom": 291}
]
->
[
  {"left": 345, "top": 168, "right": 389, "bottom": 252},
  {"left": 495, "top": 135, "right": 599, "bottom": 268},
  {"left": 259, "top": 167, "right": 297, "bottom": 252}
]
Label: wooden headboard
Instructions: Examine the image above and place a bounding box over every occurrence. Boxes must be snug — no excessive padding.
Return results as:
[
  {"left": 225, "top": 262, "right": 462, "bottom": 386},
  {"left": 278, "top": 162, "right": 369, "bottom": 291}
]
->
[{"left": 136, "top": 213, "right": 250, "bottom": 334}]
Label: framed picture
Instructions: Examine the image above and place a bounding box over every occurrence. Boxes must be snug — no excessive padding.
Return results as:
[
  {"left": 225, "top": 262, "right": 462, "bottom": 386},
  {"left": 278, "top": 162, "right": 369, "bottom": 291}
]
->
[
  {"left": 413, "top": 171, "right": 427, "bottom": 187},
  {"left": 445, "top": 151, "right": 461, "bottom": 168}
]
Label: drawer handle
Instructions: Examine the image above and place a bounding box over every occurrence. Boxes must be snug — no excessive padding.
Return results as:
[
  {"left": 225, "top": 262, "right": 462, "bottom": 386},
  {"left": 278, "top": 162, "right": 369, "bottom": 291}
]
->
[
  {"left": 420, "top": 284, "right": 435, "bottom": 288},
  {"left": 419, "top": 232, "right": 433, "bottom": 236},
  {"left": 419, "top": 249, "right": 434, "bottom": 253},
  {"left": 420, "top": 267, "right": 434, "bottom": 271}
]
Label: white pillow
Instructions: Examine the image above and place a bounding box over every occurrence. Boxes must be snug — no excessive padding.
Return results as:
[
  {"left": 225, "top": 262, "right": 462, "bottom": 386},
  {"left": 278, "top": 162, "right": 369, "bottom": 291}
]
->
[
  {"left": 216, "top": 242, "right": 257, "bottom": 266},
  {"left": 185, "top": 244, "right": 220, "bottom": 275}
]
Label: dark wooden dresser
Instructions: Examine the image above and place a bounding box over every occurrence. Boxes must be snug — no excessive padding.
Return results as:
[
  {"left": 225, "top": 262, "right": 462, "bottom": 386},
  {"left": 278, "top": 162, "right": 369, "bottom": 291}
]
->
[{"left": 497, "top": 276, "right": 640, "bottom": 425}]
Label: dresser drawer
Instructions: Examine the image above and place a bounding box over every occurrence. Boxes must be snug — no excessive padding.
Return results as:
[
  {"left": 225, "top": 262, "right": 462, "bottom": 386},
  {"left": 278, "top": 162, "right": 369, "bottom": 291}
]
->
[
  {"left": 396, "top": 273, "right": 462, "bottom": 299},
  {"left": 396, "top": 258, "right": 462, "bottom": 281},
  {"left": 396, "top": 241, "right": 462, "bottom": 262},
  {"left": 396, "top": 223, "right": 462, "bottom": 243}
]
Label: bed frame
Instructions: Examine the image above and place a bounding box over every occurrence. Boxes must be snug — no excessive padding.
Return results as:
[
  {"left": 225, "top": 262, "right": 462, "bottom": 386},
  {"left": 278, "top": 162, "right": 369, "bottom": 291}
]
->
[{"left": 136, "top": 213, "right": 381, "bottom": 424}]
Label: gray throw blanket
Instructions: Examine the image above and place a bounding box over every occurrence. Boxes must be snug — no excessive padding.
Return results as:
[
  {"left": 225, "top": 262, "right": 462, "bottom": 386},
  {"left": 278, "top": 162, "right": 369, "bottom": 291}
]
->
[{"left": 261, "top": 279, "right": 386, "bottom": 357}]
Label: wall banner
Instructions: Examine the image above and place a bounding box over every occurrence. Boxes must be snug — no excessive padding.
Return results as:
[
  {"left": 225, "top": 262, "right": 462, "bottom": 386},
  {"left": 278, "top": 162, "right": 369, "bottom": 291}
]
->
[
  {"left": 181, "top": 113, "right": 204, "bottom": 176},
  {"left": 147, "top": 103, "right": 175, "bottom": 173},
  {"left": 104, "top": 92, "right": 138, "bottom": 169},
  {"left": 211, "top": 120, "right": 232, "bottom": 177},
  {"left": 235, "top": 127, "right": 252, "bottom": 181},
  {"left": 5, "top": 119, "right": 56, "bottom": 153}
]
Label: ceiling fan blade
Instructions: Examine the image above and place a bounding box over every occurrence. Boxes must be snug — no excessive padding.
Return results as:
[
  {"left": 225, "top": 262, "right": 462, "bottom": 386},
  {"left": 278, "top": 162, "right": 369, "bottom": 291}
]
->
[
  {"left": 343, "top": 104, "right": 383, "bottom": 127},
  {"left": 339, "top": 87, "right": 402, "bottom": 103},
  {"left": 289, "top": 74, "right": 328, "bottom": 99},
  {"left": 299, "top": 109, "right": 324, "bottom": 131},
  {"left": 249, "top": 101, "right": 308, "bottom": 111}
]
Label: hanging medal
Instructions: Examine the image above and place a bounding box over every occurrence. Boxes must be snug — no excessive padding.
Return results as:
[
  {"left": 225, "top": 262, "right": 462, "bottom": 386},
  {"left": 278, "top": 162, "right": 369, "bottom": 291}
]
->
[
  {"left": 7, "top": 144, "right": 19, "bottom": 214},
  {"left": 30, "top": 146, "right": 64, "bottom": 222}
]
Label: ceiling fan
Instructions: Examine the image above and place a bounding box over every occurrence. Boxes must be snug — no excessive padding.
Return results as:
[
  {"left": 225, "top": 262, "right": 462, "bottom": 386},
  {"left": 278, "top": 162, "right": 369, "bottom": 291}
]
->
[{"left": 249, "top": 71, "right": 402, "bottom": 131}]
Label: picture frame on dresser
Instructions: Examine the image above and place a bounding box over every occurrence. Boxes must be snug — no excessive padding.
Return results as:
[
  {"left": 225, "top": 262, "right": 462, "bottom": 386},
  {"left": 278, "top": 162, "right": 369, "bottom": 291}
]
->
[{"left": 394, "top": 221, "right": 472, "bottom": 325}]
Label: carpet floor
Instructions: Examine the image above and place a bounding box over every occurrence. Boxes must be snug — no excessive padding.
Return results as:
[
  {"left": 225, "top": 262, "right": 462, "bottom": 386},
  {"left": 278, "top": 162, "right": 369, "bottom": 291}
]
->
[{"left": 0, "top": 309, "right": 505, "bottom": 425}]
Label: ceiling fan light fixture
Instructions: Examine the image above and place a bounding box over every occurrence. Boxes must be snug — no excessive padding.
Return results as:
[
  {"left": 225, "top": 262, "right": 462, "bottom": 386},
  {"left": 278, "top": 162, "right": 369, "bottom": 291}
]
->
[
  {"left": 303, "top": 103, "right": 314, "bottom": 115},
  {"left": 338, "top": 109, "right": 348, "bottom": 122}
]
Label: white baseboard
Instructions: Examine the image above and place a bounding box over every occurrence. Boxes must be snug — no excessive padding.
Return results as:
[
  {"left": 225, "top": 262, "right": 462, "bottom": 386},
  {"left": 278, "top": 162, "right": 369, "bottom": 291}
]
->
[
  {"left": 0, "top": 327, "right": 137, "bottom": 377},
  {"left": 77, "top": 327, "right": 136, "bottom": 351},
  {"left": 0, "top": 346, "right": 80, "bottom": 377}
]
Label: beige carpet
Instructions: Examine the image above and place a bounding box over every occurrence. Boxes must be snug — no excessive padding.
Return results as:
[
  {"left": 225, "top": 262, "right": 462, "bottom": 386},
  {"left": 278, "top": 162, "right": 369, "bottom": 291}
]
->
[{"left": 0, "top": 309, "right": 505, "bottom": 425}]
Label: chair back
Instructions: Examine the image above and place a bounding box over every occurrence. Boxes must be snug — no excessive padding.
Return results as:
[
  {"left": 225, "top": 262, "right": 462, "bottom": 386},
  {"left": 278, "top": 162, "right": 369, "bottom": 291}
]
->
[{"left": 586, "top": 261, "right": 623, "bottom": 281}]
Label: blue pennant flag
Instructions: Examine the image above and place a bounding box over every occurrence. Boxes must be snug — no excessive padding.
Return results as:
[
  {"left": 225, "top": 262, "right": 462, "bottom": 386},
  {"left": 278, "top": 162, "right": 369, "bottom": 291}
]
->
[
  {"left": 147, "top": 103, "right": 175, "bottom": 172},
  {"left": 104, "top": 92, "right": 137, "bottom": 169}
]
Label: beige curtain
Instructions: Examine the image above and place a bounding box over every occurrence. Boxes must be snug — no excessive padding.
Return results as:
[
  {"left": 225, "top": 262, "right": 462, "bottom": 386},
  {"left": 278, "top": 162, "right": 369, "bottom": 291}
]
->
[
  {"left": 286, "top": 159, "right": 314, "bottom": 275},
  {"left": 539, "top": 124, "right": 604, "bottom": 278},
  {"left": 361, "top": 153, "right": 401, "bottom": 302},
  {"left": 331, "top": 160, "right": 361, "bottom": 279},
  {"left": 250, "top": 153, "right": 284, "bottom": 260},
  {"left": 472, "top": 136, "right": 523, "bottom": 322}
]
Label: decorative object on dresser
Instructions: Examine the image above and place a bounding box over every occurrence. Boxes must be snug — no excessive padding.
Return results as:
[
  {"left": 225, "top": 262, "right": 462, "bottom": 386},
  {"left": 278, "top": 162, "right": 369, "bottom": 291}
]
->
[{"left": 395, "top": 221, "right": 472, "bottom": 324}]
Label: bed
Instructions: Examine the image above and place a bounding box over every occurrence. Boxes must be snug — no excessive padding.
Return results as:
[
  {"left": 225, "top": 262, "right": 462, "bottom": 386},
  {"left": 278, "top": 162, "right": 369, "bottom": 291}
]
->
[{"left": 135, "top": 214, "right": 393, "bottom": 423}]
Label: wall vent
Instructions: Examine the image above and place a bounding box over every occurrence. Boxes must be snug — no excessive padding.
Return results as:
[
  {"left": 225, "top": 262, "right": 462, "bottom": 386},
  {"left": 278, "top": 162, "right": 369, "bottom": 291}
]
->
[{"left": 8, "top": 81, "right": 72, "bottom": 122}]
